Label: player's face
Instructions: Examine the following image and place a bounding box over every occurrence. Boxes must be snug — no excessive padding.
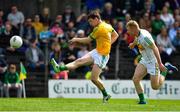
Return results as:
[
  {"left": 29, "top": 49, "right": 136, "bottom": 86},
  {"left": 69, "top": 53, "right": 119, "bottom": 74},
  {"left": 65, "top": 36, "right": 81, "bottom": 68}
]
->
[
  {"left": 88, "top": 18, "right": 98, "bottom": 27},
  {"left": 10, "top": 65, "right": 16, "bottom": 73},
  {"left": 127, "top": 26, "right": 136, "bottom": 37}
]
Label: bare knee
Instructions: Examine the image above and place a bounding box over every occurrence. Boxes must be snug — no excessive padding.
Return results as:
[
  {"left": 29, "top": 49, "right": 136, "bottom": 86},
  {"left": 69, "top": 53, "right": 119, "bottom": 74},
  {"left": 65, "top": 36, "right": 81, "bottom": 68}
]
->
[
  {"left": 151, "top": 85, "right": 159, "bottom": 90},
  {"left": 132, "top": 76, "right": 141, "bottom": 84}
]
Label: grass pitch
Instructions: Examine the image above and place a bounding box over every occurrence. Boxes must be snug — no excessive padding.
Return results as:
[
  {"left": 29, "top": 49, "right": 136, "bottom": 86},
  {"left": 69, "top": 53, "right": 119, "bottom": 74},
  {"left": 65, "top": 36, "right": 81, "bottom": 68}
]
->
[{"left": 0, "top": 98, "right": 180, "bottom": 111}]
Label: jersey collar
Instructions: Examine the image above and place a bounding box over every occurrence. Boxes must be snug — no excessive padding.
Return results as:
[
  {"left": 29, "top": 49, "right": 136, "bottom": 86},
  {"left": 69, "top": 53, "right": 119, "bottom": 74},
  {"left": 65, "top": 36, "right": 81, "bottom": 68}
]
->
[{"left": 136, "top": 30, "right": 141, "bottom": 38}]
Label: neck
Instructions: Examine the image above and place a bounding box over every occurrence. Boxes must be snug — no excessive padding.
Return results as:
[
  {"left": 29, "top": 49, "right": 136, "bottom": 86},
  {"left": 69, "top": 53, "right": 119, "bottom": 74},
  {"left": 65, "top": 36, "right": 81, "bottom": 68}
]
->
[{"left": 96, "top": 20, "right": 102, "bottom": 27}]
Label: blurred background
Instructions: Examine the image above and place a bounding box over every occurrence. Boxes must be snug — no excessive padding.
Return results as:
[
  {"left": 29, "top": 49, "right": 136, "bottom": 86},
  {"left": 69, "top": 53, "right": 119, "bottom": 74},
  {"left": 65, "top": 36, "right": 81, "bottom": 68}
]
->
[{"left": 0, "top": 0, "right": 179, "bottom": 97}]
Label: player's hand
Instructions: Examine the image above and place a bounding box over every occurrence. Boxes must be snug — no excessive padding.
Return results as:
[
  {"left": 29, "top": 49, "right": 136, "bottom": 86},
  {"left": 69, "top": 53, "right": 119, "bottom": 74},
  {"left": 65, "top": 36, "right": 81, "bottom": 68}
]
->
[
  {"left": 69, "top": 38, "right": 78, "bottom": 44},
  {"left": 159, "top": 63, "right": 167, "bottom": 72},
  {"left": 128, "top": 43, "right": 135, "bottom": 49}
]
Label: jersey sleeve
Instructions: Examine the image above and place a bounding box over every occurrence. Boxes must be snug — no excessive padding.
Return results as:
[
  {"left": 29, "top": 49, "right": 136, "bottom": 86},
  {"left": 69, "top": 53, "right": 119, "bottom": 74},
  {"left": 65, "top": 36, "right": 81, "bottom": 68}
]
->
[
  {"left": 89, "top": 27, "right": 99, "bottom": 40},
  {"left": 110, "top": 25, "right": 115, "bottom": 33}
]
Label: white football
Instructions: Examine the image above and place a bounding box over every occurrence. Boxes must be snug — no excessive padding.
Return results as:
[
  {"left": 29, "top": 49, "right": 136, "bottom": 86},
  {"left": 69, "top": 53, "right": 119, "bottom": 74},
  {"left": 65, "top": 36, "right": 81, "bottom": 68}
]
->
[{"left": 10, "top": 35, "right": 23, "bottom": 48}]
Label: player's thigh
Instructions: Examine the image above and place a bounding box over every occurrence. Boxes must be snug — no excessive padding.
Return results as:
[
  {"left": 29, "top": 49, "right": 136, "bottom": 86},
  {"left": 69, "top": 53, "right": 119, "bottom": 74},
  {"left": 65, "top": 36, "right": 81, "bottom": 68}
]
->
[
  {"left": 133, "top": 63, "right": 147, "bottom": 82},
  {"left": 150, "top": 70, "right": 160, "bottom": 88},
  {"left": 91, "top": 64, "right": 102, "bottom": 80},
  {"left": 76, "top": 52, "right": 93, "bottom": 65},
  {"left": 148, "top": 62, "right": 160, "bottom": 87}
]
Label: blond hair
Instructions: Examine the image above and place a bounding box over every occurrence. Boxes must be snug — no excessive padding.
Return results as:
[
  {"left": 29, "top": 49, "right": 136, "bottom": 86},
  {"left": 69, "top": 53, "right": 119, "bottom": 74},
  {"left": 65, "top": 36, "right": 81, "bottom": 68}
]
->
[{"left": 126, "top": 20, "right": 139, "bottom": 29}]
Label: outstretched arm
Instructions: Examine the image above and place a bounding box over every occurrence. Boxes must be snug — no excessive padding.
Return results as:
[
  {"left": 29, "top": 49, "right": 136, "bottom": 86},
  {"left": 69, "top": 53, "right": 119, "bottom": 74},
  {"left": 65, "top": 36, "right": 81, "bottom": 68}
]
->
[
  {"left": 69, "top": 37, "right": 93, "bottom": 44},
  {"left": 151, "top": 43, "right": 167, "bottom": 72}
]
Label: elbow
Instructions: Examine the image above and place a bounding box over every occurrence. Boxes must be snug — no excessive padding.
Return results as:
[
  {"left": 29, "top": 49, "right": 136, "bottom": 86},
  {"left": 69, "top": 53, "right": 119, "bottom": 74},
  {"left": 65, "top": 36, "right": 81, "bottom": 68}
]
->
[
  {"left": 115, "top": 34, "right": 119, "bottom": 41},
  {"left": 114, "top": 33, "right": 119, "bottom": 40},
  {"left": 115, "top": 32, "right": 119, "bottom": 39},
  {"left": 116, "top": 33, "right": 119, "bottom": 38}
]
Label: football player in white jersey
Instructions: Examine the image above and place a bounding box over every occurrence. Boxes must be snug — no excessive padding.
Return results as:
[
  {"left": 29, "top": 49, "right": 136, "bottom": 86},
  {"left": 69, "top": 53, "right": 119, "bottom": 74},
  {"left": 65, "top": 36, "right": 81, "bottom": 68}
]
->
[{"left": 127, "top": 20, "right": 178, "bottom": 104}]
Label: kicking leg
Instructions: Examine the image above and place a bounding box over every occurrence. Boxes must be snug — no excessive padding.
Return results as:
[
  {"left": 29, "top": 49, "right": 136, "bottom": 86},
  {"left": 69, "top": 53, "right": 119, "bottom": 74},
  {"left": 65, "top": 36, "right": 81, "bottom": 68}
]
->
[
  {"left": 51, "top": 53, "right": 93, "bottom": 73},
  {"left": 91, "top": 64, "right": 111, "bottom": 103},
  {"left": 132, "top": 63, "right": 147, "bottom": 104},
  {"left": 150, "top": 62, "right": 178, "bottom": 90},
  {"left": 66, "top": 53, "right": 93, "bottom": 70}
]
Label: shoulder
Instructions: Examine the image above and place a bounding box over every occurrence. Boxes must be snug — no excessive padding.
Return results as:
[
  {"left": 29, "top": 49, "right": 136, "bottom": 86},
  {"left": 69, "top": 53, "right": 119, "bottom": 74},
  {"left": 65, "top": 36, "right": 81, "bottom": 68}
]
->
[
  {"left": 140, "top": 29, "right": 152, "bottom": 38},
  {"left": 102, "top": 22, "right": 113, "bottom": 29},
  {"left": 140, "top": 29, "right": 150, "bottom": 35},
  {"left": 100, "top": 22, "right": 114, "bottom": 32},
  {"left": 156, "top": 34, "right": 161, "bottom": 39},
  {"left": 140, "top": 29, "right": 154, "bottom": 43},
  {"left": 18, "top": 11, "right": 24, "bottom": 15},
  {"left": 37, "top": 47, "right": 43, "bottom": 52},
  {"left": 160, "top": 14, "right": 164, "bottom": 18},
  {"left": 92, "top": 26, "right": 99, "bottom": 33},
  {"left": 168, "top": 13, "right": 173, "bottom": 17},
  {"left": 8, "top": 13, "right": 13, "bottom": 17}
]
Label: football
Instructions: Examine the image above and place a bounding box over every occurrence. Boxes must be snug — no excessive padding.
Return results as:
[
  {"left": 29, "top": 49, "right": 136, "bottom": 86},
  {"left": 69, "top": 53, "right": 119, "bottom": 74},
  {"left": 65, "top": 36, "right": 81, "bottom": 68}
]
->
[{"left": 10, "top": 35, "right": 23, "bottom": 49}]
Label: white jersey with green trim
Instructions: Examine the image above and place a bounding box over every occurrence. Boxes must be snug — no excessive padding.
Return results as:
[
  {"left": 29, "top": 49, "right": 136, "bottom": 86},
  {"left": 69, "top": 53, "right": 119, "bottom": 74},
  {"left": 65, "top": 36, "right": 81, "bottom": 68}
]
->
[{"left": 137, "top": 29, "right": 157, "bottom": 63}]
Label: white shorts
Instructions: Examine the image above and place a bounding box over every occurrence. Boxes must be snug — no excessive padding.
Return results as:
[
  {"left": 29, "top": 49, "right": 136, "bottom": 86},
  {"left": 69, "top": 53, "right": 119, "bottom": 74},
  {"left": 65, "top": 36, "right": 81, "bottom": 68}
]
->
[
  {"left": 139, "top": 59, "right": 160, "bottom": 75},
  {"left": 89, "top": 49, "right": 109, "bottom": 69}
]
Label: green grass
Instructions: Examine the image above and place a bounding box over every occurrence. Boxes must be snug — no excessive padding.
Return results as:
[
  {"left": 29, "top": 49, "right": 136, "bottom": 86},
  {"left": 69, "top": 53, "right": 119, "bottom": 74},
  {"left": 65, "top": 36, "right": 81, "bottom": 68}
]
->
[{"left": 0, "top": 98, "right": 180, "bottom": 111}]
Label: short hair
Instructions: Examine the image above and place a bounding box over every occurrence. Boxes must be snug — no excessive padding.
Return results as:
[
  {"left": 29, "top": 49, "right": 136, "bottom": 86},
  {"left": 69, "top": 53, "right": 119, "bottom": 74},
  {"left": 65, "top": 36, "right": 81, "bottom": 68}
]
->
[
  {"left": 87, "top": 11, "right": 101, "bottom": 20},
  {"left": 30, "top": 38, "right": 37, "bottom": 44},
  {"left": 126, "top": 20, "right": 139, "bottom": 29}
]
